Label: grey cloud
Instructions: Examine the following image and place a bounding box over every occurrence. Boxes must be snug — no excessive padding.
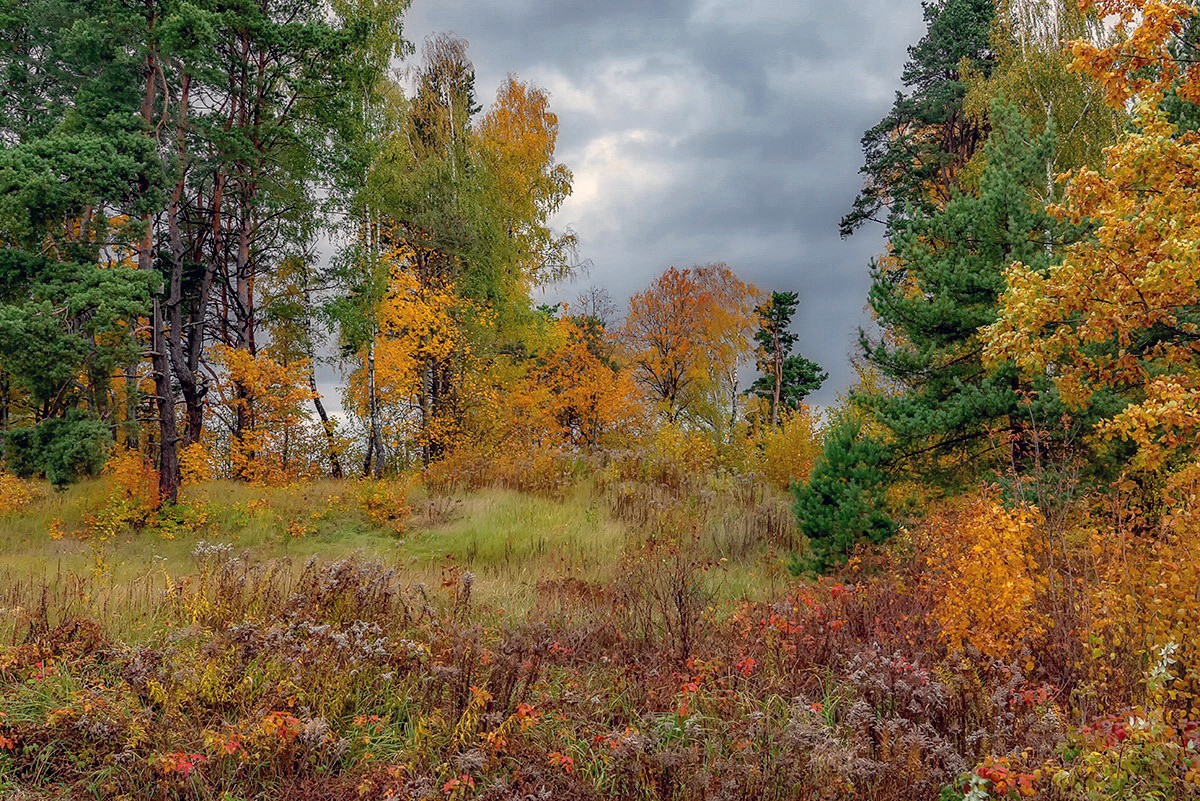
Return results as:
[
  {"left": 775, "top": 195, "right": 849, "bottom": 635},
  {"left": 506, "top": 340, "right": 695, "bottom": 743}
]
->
[{"left": 400, "top": 0, "right": 927, "bottom": 406}]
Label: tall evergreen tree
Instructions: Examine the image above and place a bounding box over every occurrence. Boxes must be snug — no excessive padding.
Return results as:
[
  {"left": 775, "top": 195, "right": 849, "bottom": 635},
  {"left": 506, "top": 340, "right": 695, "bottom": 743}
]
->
[
  {"left": 842, "top": 0, "right": 996, "bottom": 238},
  {"left": 0, "top": 0, "right": 159, "bottom": 481},
  {"left": 747, "top": 291, "right": 826, "bottom": 427},
  {"left": 142, "top": 0, "right": 405, "bottom": 493},
  {"left": 858, "top": 101, "right": 1075, "bottom": 487}
]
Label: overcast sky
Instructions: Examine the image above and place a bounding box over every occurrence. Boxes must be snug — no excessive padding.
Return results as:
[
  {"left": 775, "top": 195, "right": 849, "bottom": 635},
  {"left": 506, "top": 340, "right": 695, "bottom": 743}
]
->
[{"left": 335, "top": 1, "right": 929, "bottom": 408}]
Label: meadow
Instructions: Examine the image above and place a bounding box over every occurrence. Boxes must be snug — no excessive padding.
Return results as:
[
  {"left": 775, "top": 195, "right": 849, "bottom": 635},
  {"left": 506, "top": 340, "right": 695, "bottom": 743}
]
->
[{"left": 1, "top": 452, "right": 1197, "bottom": 801}]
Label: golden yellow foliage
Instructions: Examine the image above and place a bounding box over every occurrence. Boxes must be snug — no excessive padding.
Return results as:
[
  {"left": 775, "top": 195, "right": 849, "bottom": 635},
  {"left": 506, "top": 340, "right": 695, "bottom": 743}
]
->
[
  {"left": 0, "top": 473, "right": 37, "bottom": 514},
  {"left": 427, "top": 316, "right": 646, "bottom": 494},
  {"left": 649, "top": 423, "right": 718, "bottom": 478},
  {"left": 346, "top": 244, "right": 469, "bottom": 464},
  {"left": 356, "top": 479, "right": 412, "bottom": 534},
  {"left": 924, "top": 494, "right": 1049, "bottom": 659},
  {"left": 987, "top": 106, "right": 1200, "bottom": 479},
  {"left": 1085, "top": 491, "right": 1200, "bottom": 712},
  {"left": 754, "top": 407, "right": 822, "bottom": 492},
  {"left": 476, "top": 75, "right": 574, "bottom": 285},
  {"left": 180, "top": 441, "right": 216, "bottom": 486},
  {"left": 1072, "top": 0, "right": 1200, "bottom": 105},
  {"left": 209, "top": 346, "right": 320, "bottom": 486}
]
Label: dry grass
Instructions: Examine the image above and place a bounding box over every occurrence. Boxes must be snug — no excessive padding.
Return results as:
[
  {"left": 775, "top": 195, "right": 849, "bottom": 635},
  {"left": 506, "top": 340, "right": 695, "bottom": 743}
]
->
[{"left": 0, "top": 473, "right": 1192, "bottom": 800}]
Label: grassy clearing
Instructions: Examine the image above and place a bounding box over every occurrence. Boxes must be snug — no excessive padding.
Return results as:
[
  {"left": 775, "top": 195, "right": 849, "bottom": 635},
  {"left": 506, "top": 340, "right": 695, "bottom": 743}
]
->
[
  {"left": 0, "top": 476, "right": 788, "bottom": 641},
  {"left": 0, "top": 475, "right": 1195, "bottom": 800},
  {"left": 0, "top": 480, "right": 399, "bottom": 594}
]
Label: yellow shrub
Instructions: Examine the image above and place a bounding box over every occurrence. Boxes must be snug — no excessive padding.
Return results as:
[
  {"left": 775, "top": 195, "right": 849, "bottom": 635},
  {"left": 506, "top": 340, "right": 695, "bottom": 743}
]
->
[
  {"left": 180, "top": 441, "right": 215, "bottom": 486},
  {"left": 422, "top": 442, "right": 577, "bottom": 496},
  {"left": 924, "top": 494, "right": 1049, "bottom": 659},
  {"left": 1086, "top": 485, "right": 1200, "bottom": 716},
  {"left": 357, "top": 480, "right": 412, "bottom": 534},
  {"left": 754, "top": 408, "right": 821, "bottom": 492},
  {"left": 643, "top": 423, "right": 717, "bottom": 488},
  {"left": 0, "top": 472, "right": 36, "bottom": 514}
]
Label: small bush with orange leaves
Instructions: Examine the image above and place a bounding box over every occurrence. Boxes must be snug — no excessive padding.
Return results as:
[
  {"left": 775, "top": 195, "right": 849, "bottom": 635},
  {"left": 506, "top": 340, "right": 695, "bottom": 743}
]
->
[
  {"left": 922, "top": 493, "right": 1049, "bottom": 660},
  {"left": 81, "top": 449, "right": 163, "bottom": 542},
  {"left": 0, "top": 472, "right": 37, "bottom": 514},
  {"left": 356, "top": 479, "right": 412, "bottom": 534}
]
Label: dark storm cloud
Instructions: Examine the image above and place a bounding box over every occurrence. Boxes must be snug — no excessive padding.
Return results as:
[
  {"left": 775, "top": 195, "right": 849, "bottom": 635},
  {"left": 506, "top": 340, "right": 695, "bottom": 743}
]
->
[{"left": 400, "top": 0, "right": 928, "bottom": 405}]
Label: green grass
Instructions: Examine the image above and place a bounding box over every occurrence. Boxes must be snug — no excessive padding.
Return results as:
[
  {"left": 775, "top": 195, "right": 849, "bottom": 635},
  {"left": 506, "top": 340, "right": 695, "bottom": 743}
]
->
[
  {"left": 401, "top": 486, "right": 624, "bottom": 598},
  {"left": 0, "top": 475, "right": 790, "bottom": 639}
]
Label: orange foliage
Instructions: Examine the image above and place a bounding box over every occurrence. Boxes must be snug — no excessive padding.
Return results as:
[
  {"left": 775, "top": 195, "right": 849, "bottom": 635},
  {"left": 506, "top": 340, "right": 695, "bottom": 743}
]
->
[
  {"left": 81, "top": 449, "right": 162, "bottom": 543},
  {"left": 428, "top": 317, "right": 644, "bottom": 494},
  {"left": 0, "top": 473, "right": 36, "bottom": 515},
  {"left": 209, "top": 345, "right": 320, "bottom": 485},
  {"left": 371, "top": 252, "right": 462, "bottom": 400},
  {"left": 423, "top": 438, "right": 578, "bottom": 496},
  {"left": 620, "top": 266, "right": 703, "bottom": 421},
  {"left": 1072, "top": 1, "right": 1200, "bottom": 104},
  {"left": 534, "top": 318, "right": 645, "bottom": 448},
  {"left": 923, "top": 494, "right": 1049, "bottom": 659},
  {"left": 104, "top": 449, "right": 161, "bottom": 509},
  {"left": 620, "top": 264, "right": 760, "bottom": 424}
]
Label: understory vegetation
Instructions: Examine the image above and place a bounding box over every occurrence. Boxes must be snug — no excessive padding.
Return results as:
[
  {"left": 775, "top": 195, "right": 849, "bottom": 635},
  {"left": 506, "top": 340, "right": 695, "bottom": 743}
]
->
[{"left": 1, "top": 442, "right": 1198, "bottom": 800}]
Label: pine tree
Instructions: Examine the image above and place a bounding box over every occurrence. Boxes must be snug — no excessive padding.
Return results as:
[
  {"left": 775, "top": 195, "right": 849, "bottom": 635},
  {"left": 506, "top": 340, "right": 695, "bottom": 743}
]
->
[
  {"left": 748, "top": 291, "right": 826, "bottom": 427},
  {"left": 0, "top": 0, "right": 158, "bottom": 482},
  {"left": 842, "top": 0, "right": 996, "bottom": 237},
  {"left": 794, "top": 419, "right": 895, "bottom": 571},
  {"left": 859, "top": 101, "right": 1075, "bottom": 487}
]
